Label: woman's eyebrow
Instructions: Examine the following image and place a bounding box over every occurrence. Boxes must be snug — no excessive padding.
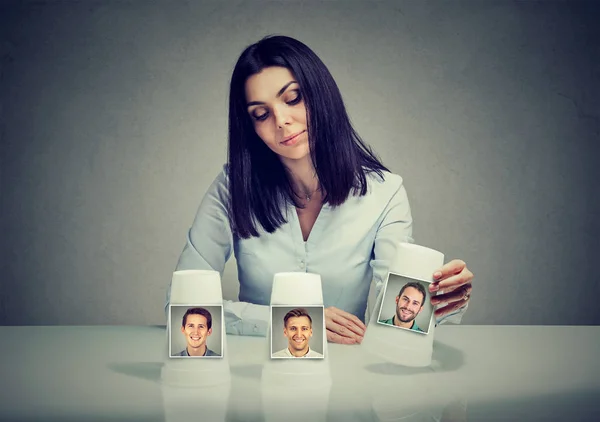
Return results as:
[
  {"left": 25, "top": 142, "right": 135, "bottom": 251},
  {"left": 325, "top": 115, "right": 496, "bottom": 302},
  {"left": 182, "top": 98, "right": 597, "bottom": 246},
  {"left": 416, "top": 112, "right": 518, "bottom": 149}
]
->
[{"left": 246, "top": 80, "right": 298, "bottom": 107}]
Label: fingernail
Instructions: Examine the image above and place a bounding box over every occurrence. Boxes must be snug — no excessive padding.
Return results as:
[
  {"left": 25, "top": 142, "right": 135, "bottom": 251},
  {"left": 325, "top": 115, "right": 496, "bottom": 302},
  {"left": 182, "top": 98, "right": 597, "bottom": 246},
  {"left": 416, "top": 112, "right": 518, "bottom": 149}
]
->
[
  {"left": 430, "top": 284, "right": 439, "bottom": 292},
  {"left": 434, "top": 271, "right": 442, "bottom": 279}
]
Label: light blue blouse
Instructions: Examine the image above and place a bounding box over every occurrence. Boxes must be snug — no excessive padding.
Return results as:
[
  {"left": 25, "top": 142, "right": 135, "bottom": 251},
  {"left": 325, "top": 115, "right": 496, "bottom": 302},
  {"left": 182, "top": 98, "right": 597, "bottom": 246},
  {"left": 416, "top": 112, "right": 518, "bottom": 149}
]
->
[{"left": 168, "top": 165, "right": 464, "bottom": 336}]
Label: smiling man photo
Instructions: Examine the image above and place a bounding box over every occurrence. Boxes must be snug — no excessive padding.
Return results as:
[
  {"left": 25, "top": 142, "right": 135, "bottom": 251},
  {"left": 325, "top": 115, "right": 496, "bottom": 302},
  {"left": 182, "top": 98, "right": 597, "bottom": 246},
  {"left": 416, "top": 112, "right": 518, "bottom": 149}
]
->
[
  {"left": 379, "top": 281, "right": 427, "bottom": 332},
  {"left": 174, "top": 307, "right": 219, "bottom": 357},
  {"left": 272, "top": 308, "right": 324, "bottom": 358}
]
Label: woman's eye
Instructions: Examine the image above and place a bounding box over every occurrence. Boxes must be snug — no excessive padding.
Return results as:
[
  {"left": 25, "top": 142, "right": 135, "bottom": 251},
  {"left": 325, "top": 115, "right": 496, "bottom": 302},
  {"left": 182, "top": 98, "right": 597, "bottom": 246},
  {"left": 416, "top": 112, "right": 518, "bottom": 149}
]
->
[
  {"left": 253, "top": 112, "right": 268, "bottom": 121},
  {"left": 287, "top": 93, "right": 302, "bottom": 105}
]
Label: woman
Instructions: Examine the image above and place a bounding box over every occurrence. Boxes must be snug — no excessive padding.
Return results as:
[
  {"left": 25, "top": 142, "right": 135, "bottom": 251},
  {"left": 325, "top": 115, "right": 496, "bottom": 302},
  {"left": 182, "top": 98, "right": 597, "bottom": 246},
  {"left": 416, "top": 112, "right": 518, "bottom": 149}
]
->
[{"left": 169, "top": 35, "right": 473, "bottom": 344}]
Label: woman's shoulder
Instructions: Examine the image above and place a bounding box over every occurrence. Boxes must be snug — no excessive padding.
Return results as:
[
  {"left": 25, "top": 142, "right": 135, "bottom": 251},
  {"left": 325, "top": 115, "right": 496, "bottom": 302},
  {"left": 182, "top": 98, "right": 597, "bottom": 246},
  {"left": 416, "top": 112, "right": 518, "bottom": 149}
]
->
[
  {"left": 219, "top": 163, "right": 230, "bottom": 181},
  {"left": 337, "top": 169, "right": 409, "bottom": 221},
  {"left": 213, "top": 163, "right": 231, "bottom": 185},
  {"left": 202, "top": 164, "right": 230, "bottom": 200},
  {"left": 365, "top": 169, "right": 406, "bottom": 197}
]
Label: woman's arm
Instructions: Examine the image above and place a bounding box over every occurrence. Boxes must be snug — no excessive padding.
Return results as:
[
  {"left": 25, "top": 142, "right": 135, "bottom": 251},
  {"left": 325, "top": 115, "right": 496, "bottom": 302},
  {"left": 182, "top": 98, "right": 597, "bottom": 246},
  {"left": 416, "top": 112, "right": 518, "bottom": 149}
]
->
[
  {"left": 370, "top": 175, "right": 414, "bottom": 305},
  {"left": 166, "top": 165, "right": 270, "bottom": 336},
  {"left": 326, "top": 173, "right": 414, "bottom": 342}
]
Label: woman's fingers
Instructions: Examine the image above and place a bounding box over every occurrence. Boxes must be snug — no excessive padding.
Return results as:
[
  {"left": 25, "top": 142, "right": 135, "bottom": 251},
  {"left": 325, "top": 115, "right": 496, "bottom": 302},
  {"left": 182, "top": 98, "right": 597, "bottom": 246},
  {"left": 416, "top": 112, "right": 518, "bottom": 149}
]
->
[
  {"left": 434, "top": 298, "right": 469, "bottom": 319},
  {"left": 329, "top": 312, "right": 365, "bottom": 336},
  {"left": 431, "top": 283, "right": 472, "bottom": 306},
  {"left": 325, "top": 306, "right": 365, "bottom": 343},
  {"left": 432, "top": 259, "right": 467, "bottom": 281},
  {"left": 431, "top": 260, "right": 473, "bottom": 293},
  {"left": 326, "top": 329, "right": 357, "bottom": 344},
  {"left": 433, "top": 284, "right": 471, "bottom": 319}
]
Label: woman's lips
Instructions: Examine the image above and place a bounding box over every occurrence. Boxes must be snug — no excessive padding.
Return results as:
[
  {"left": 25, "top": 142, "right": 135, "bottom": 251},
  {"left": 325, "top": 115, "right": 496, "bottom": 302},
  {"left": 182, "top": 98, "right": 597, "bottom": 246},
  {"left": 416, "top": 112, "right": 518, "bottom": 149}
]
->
[{"left": 281, "top": 130, "right": 305, "bottom": 146}]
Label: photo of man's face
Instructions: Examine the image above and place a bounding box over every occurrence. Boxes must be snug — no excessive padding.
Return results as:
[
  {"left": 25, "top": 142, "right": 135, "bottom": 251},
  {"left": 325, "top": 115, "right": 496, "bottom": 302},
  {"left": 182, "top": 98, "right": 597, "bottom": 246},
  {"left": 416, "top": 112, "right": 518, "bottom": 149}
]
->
[
  {"left": 377, "top": 274, "right": 433, "bottom": 335},
  {"left": 395, "top": 286, "right": 425, "bottom": 324},
  {"left": 284, "top": 315, "right": 313, "bottom": 354},
  {"left": 181, "top": 313, "right": 212, "bottom": 352},
  {"left": 170, "top": 305, "right": 223, "bottom": 358},
  {"left": 271, "top": 306, "right": 325, "bottom": 359}
]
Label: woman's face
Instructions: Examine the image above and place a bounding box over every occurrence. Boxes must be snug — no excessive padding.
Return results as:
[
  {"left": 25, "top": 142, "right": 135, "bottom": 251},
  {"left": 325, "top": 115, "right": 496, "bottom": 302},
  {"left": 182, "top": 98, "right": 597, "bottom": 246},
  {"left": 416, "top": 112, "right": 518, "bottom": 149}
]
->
[{"left": 245, "top": 66, "right": 310, "bottom": 163}]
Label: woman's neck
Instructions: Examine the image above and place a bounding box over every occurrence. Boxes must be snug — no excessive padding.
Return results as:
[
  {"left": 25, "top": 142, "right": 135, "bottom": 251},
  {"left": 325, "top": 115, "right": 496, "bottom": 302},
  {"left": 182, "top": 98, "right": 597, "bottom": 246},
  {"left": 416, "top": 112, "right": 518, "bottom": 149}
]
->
[{"left": 282, "top": 156, "right": 319, "bottom": 197}]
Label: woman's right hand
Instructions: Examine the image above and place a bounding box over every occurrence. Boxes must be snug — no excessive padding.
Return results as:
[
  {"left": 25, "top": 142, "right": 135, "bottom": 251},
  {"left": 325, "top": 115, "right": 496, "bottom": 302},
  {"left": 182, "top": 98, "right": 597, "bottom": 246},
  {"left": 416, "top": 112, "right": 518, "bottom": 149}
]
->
[{"left": 325, "top": 306, "right": 366, "bottom": 344}]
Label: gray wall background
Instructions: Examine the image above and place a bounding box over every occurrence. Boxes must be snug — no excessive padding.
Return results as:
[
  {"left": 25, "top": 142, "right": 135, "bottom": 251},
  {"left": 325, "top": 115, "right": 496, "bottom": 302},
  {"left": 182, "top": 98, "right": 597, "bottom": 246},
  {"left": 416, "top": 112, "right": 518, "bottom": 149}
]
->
[{"left": 1, "top": 0, "right": 598, "bottom": 326}]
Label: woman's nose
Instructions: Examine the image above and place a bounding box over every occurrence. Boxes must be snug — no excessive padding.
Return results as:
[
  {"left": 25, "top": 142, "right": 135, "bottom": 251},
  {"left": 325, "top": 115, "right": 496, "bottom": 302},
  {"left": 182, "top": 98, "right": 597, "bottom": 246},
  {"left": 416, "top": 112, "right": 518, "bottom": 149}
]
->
[{"left": 273, "top": 103, "right": 292, "bottom": 127}]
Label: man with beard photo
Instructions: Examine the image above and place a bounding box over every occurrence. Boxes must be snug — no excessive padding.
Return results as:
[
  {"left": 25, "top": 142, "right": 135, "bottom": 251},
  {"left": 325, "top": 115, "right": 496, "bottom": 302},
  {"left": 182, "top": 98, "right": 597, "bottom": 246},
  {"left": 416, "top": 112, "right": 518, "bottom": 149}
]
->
[
  {"left": 272, "top": 308, "right": 324, "bottom": 358},
  {"left": 173, "top": 307, "right": 220, "bottom": 357},
  {"left": 378, "top": 281, "right": 428, "bottom": 333}
]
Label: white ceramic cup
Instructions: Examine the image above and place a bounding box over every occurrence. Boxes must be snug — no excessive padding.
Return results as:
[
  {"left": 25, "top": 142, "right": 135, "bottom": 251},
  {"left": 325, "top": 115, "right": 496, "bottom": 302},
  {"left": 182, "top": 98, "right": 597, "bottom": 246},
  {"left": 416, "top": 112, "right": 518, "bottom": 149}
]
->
[
  {"left": 270, "top": 271, "right": 324, "bottom": 305},
  {"left": 262, "top": 272, "right": 332, "bottom": 420},
  {"left": 161, "top": 383, "right": 231, "bottom": 422},
  {"left": 169, "top": 269, "right": 223, "bottom": 305},
  {"left": 362, "top": 243, "right": 444, "bottom": 367},
  {"left": 162, "top": 270, "right": 231, "bottom": 387}
]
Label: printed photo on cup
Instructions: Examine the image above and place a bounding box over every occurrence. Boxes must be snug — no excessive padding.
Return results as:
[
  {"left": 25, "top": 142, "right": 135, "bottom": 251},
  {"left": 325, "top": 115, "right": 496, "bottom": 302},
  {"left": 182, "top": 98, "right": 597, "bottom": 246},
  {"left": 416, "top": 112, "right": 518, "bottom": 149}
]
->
[
  {"left": 270, "top": 305, "right": 325, "bottom": 359},
  {"left": 376, "top": 273, "right": 434, "bottom": 335},
  {"left": 169, "top": 304, "right": 224, "bottom": 358}
]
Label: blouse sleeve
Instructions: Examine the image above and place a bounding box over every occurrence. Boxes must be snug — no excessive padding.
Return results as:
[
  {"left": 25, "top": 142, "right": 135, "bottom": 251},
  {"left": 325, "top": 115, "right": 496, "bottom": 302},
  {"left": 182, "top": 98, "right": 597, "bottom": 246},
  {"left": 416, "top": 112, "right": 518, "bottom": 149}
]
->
[
  {"left": 369, "top": 176, "right": 415, "bottom": 301},
  {"left": 165, "top": 165, "right": 270, "bottom": 336}
]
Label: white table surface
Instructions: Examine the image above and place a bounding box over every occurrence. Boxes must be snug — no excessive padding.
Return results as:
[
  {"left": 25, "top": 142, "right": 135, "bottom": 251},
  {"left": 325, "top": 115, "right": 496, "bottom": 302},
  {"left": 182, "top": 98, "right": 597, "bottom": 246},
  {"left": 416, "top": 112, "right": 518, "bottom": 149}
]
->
[{"left": 1, "top": 325, "right": 599, "bottom": 421}]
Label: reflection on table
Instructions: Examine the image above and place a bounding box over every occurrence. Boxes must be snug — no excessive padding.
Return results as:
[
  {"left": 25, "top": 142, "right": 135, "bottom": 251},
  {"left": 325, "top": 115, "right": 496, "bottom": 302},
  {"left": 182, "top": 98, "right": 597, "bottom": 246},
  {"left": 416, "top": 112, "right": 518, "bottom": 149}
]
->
[{"left": 0, "top": 326, "right": 598, "bottom": 421}]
